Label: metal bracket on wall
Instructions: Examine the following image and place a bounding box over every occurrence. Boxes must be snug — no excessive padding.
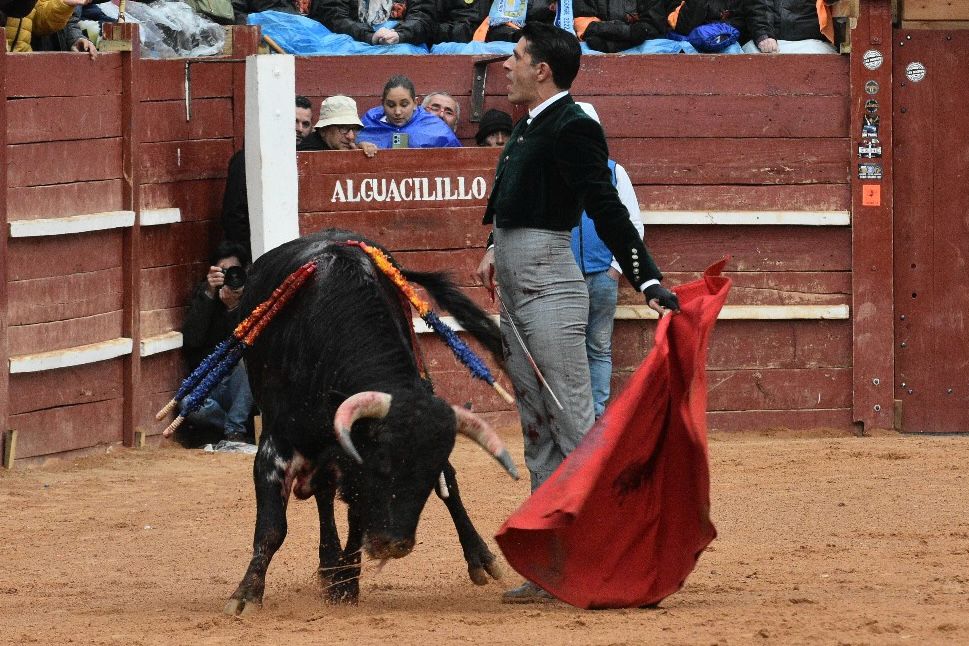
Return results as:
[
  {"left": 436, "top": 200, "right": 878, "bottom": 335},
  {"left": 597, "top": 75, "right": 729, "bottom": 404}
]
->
[
  {"left": 470, "top": 55, "right": 511, "bottom": 123},
  {"left": 183, "top": 58, "right": 247, "bottom": 122}
]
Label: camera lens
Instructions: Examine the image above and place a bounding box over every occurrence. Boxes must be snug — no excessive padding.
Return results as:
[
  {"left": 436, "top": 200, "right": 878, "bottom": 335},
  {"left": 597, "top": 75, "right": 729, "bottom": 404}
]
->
[{"left": 223, "top": 266, "right": 246, "bottom": 290}]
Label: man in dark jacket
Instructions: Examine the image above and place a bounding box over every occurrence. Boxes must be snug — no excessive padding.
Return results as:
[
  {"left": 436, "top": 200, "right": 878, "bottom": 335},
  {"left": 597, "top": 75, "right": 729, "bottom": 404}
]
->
[
  {"left": 181, "top": 241, "right": 254, "bottom": 443},
  {"left": 575, "top": 0, "right": 666, "bottom": 53},
  {"left": 746, "top": 0, "right": 837, "bottom": 53},
  {"left": 428, "top": 0, "right": 485, "bottom": 44},
  {"left": 310, "top": 0, "right": 433, "bottom": 45},
  {"left": 474, "top": 22, "right": 678, "bottom": 603}
]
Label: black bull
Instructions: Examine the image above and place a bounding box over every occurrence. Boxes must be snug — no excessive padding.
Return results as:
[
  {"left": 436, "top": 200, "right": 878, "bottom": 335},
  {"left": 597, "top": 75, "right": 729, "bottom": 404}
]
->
[{"left": 225, "top": 229, "right": 518, "bottom": 614}]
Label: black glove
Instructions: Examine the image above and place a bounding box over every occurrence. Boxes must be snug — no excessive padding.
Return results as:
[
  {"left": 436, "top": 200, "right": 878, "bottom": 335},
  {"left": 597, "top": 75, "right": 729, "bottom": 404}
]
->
[{"left": 644, "top": 283, "right": 680, "bottom": 312}]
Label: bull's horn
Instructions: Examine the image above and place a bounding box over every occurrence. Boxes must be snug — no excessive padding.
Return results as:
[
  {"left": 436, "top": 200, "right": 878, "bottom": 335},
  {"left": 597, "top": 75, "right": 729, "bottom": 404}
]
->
[
  {"left": 333, "top": 392, "right": 392, "bottom": 464},
  {"left": 452, "top": 405, "right": 520, "bottom": 480}
]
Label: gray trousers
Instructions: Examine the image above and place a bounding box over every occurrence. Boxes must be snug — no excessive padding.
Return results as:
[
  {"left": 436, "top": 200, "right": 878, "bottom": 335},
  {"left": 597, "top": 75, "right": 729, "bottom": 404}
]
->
[{"left": 494, "top": 228, "right": 595, "bottom": 491}]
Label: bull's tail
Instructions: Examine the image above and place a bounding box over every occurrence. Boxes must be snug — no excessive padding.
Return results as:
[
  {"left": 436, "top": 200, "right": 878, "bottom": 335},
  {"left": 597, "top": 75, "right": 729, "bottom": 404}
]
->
[{"left": 403, "top": 270, "right": 503, "bottom": 367}]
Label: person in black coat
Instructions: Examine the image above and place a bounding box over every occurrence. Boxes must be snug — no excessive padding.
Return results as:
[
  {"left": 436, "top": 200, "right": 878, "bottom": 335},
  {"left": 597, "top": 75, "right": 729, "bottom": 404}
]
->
[
  {"left": 310, "top": 0, "right": 433, "bottom": 45},
  {"left": 666, "top": 0, "right": 765, "bottom": 45},
  {"left": 575, "top": 0, "right": 667, "bottom": 53},
  {"left": 746, "top": 0, "right": 835, "bottom": 52},
  {"left": 428, "top": 0, "right": 486, "bottom": 44}
]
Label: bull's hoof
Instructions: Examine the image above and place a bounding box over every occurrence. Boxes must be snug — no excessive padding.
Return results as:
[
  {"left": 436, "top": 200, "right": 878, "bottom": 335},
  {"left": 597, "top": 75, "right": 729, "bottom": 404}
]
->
[
  {"left": 224, "top": 597, "right": 261, "bottom": 616},
  {"left": 468, "top": 557, "right": 502, "bottom": 585},
  {"left": 322, "top": 578, "right": 359, "bottom": 605}
]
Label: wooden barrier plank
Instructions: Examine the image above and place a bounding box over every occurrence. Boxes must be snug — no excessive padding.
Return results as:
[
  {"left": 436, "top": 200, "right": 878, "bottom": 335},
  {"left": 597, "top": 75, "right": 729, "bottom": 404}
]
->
[
  {"left": 707, "top": 408, "right": 853, "bottom": 433},
  {"left": 9, "top": 268, "right": 123, "bottom": 326},
  {"left": 636, "top": 184, "right": 852, "bottom": 211},
  {"left": 5, "top": 53, "right": 122, "bottom": 98},
  {"left": 704, "top": 367, "right": 852, "bottom": 411},
  {"left": 300, "top": 206, "right": 485, "bottom": 249},
  {"left": 141, "top": 220, "right": 217, "bottom": 267},
  {"left": 647, "top": 225, "right": 851, "bottom": 272},
  {"left": 8, "top": 138, "right": 123, "bottom": 187},
  {"left": 8, "top": 310, "right": 123, "bottom": 357},
  {"left": 140, "top": 178, "right": 225, "bottom": 222},
  {"left": 7, "top": 95, "right": 122, "bottom": 145},
  {"left": 620, "top": 271, "right": 851, "bottom": 307},
  {"left": 7, "top": 179, "right": 125, "bottom": 221},
  {"left": 9, "top": 361, "right": 123, "bottom": 415},
  {"left": 140, "top": 98, "right": 234, "bottom": 143},
  {"left": 902, "top": 0, "right": 969, "bottom": 20},
  {"left": 141, "top": 307, "right": 186, "bottom": 338},
  {"left": 140, "top": 264, "right": 204, "bottom": 311},
  {"left": 7, "top": 231, "right": 123, "bottom": 281},
  {"left": 140, "top": 60, "right": 233, "bottom": 101},
  {"left": 587, "top": 95, "right": 849, "bottom": 138},
  {"left": 138, "top": 139, "right": 235, "bottom": 183},
  {"left": 612, "top": 137, "right": 850, "bottom": 185},
  {"left": 9, "top": 398, "right": 123, "bottom": 459},
  {"left": 295, "top": 54, "right": 849, "bottom": 99},
  {"left": 297, "top": 147, "right": 499, "bottom": 176},
  {"left": 140, "top": 351, "right": 184, "bottom": 393}
]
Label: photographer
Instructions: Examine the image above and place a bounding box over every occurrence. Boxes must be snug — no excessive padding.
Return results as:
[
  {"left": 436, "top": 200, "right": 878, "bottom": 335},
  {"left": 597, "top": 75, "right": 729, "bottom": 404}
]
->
[{"left": 180, "top": 241, "right": 255, "bottom": 444}]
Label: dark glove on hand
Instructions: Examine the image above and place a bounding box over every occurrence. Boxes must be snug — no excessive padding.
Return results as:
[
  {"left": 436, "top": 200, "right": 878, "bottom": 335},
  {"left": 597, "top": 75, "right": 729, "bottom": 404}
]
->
[{"left": 644, "top": 283, "right": 680, "bottom": 312}]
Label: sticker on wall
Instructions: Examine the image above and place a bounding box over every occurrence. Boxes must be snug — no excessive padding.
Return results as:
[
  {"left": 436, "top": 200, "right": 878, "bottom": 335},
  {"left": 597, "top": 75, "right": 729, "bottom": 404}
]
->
[
  {"left": 905, "top": 61, "right": 926, "bottom": 83},
  {"left": 859, "top": 138, "right": 883, "bottom": 159},
  {"left": 865, "top": 99, "right": 879, "bottom": 114},
  {"left": 864, "top": 80, "right": 880, "bottom": 95},
  {"left": 859, "top": 163, "right": 883, "bottom": 180},
  {"left": 863, "top": 49, "right": 884, "bottom": 70},
  {"left": 862, "top": 185, "right": 881, "bottom": 207}
]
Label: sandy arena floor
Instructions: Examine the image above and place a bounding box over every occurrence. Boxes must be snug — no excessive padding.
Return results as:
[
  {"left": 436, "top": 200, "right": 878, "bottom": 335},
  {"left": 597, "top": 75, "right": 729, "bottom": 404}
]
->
[{"left": 1, "top": 429, "right": 968, "bottom": 645}]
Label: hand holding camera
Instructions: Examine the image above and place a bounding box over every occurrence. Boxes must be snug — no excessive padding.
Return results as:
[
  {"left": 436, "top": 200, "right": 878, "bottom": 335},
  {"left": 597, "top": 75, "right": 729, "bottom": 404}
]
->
[{"left": 206, "top": 265, "right": 246, "bottom": 309}]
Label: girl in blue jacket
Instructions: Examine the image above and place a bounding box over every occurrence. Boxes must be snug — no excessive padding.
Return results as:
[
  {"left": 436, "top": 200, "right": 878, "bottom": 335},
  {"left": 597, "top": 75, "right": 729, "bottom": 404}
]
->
[{"left": 358, "top": 75, "right": 462, "bottom": 149}]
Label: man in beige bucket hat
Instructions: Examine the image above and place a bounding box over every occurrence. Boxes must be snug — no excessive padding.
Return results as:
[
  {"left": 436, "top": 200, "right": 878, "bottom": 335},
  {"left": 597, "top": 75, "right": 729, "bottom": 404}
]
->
[{"left": 301, "top": 95, "right": 377, "bottom": 158}]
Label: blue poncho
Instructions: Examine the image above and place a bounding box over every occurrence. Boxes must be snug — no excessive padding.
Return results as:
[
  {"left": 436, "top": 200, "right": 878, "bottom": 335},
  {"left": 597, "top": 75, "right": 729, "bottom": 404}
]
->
[{"left": 357, "top": 105, "right": 461, "bottom": 149}]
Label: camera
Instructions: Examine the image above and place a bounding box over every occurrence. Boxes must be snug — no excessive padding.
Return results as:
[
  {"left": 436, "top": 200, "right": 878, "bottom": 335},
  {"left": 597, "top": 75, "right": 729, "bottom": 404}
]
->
[
  {"left": 223, "top": 265, "right": 247, "bottom": 290},
  {"left": 391, "top": 132, "right": 409, "bottom": 149}
]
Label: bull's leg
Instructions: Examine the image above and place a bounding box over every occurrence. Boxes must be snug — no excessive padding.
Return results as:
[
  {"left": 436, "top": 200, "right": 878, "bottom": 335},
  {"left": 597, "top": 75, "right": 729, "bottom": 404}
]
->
[
  {"left": 436, "top": 461, "right": 502, "bottom": 585},
  {"left": 313, "top": 481, "right": 358, "bottom": 604},
  {"left": 319, "top": 500, "right": 364, "bottom": 604},
  {"left": 225, "top": 434, "right": 293, "bottom": 615}
]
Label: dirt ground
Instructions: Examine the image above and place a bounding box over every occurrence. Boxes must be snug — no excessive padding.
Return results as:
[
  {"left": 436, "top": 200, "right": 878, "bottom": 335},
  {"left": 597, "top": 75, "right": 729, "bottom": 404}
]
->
[{"left": 1, "top": 429, "right": 968, "bottom": 646}]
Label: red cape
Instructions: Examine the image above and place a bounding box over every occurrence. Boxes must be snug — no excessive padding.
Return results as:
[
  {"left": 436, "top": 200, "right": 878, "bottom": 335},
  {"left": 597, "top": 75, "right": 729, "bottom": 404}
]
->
[{"left": 495, "top": 260, "right": 731, "bottom": 609}]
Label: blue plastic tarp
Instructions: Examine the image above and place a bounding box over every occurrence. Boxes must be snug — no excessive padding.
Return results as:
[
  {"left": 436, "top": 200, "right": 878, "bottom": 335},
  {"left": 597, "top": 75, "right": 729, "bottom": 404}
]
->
[{"left": 248, "top": 11, "right": 428, "bottom": 55}]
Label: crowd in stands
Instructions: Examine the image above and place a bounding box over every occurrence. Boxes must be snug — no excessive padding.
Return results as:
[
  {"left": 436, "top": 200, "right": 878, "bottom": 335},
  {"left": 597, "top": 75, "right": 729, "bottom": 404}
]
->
[{"left": 1, "top": 0, "right": 841, "bottom": 56}]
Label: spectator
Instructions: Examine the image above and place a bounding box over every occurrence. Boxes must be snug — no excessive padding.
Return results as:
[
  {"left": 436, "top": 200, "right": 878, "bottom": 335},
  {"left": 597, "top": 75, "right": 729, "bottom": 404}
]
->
[
  {"left": 475, "top": 0, "right": 556, "bottom": 42},
  {"left": 574, "top": 0, "right": 667, "bottom": 53},
  {"left": 310, "top": 0, "right": 432, "bottom": 46},
  {"left": 31, "top": 5, "right": 98, "bottom": 57},
  {"left": 571, "top": 101, "right": 643, "bottom": 418},
  {"left": 300, "top": 94, "right": 379, "bottom": 155},
  {"left": 474, "top": 108, "right": 512, "bottom": 147},
  {"left": 422, "top": 91, "right": 460, "bottom": 132},
  {"left": 357, "top": 75, "right": 461, "bottom": 149},
  {"left": 295, "top": 94, "right": 314, "bottom": 146},
  {"left": 5, "top": 0, "right": 87, "bottom": 52},
  {"left": 180, "top": 241, "right": 255, "bottom": 444},
  {"left": 428, "top": 0, "right": 486, "bottom": 44},
  {"left": 231, "top": 0, "right": 301, "bottom": 25},
  {"left": 666, "top": 0, "right": 764, "bottom": 49},
  {"left": 744, "top": 0, "right": 838, "bottom": 54}
]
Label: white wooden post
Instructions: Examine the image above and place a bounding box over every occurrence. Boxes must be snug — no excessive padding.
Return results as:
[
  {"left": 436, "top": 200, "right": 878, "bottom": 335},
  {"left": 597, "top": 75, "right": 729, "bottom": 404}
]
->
[{"left": 245, "top": 54, "right": 300, "bottom": 260}]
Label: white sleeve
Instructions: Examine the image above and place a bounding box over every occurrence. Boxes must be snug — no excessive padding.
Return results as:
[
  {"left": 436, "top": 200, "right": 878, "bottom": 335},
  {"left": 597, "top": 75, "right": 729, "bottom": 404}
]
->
[{"left": 611, "top": 162, "right": 644, "bottom": 273}]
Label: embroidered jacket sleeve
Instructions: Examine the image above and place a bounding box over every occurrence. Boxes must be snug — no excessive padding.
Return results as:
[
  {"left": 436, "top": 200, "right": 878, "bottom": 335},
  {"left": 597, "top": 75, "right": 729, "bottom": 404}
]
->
[{"left": 554, "top": 117, "right": 661, "bottom": 289}]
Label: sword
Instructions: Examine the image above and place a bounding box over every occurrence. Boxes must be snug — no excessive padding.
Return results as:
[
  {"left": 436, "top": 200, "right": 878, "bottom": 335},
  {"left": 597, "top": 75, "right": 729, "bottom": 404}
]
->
[{"left": 496, "top": 289, "right": 565, "bottom": 412}]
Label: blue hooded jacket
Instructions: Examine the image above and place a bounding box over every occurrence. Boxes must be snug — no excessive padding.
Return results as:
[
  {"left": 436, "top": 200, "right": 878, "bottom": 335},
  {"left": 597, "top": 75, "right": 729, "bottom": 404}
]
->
[
  {"left": 571, "top": 159, "right": 619, "bottom": 275},
  {"left": 357, "top": 105, "right": 461, "bottom": 149}
]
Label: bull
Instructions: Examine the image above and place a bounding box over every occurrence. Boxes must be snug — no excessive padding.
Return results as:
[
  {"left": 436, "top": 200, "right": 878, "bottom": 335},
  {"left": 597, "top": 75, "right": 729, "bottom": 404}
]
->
[{"left": 224, "top": 229, "right": 517, "bottom": 614}]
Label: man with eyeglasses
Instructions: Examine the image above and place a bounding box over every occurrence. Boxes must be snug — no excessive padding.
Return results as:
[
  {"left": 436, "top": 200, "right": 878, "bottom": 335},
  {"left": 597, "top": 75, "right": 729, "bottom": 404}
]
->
[
  {"left": 300, "top": 95, "right": 379, "bottom": 157},
  {"left": 422, "top": 91, "right": 460, "bottom": 133}
]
